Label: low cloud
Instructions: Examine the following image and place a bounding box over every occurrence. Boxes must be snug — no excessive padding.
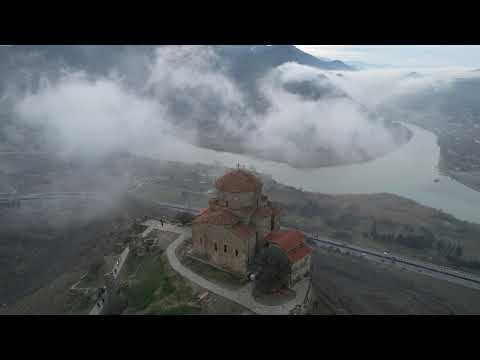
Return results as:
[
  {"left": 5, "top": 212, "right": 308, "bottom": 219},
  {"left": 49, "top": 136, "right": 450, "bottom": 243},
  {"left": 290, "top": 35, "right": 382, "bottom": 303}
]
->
[
  {"left": 8, "top": 46, "right": 480, "bottom": 169},
  {"left": 247, "top": 63, "right": 398, "bottom": 165},
  {"left": 328, "top": 67, "right": 480, "bottom": 108},
  {"left": 14, "top": 71, "right": 171, "bottom": 159}
]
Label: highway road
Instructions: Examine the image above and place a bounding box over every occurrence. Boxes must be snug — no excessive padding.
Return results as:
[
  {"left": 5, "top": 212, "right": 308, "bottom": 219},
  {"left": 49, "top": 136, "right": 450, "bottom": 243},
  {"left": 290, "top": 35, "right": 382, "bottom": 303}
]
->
[
  {"left": 10, "top": 189, "right": 473, "bottom": 292},
  {"left": 303, "top": 233, "right": 480, "bottom": 291},
  {"left": 146, "top": 200, "right": 480, "bottom": 292},
  {"left": 0, "top": 192, "right": 107, "bottom": 204},
  {"left": 127, "top": 178, "right": 208, "bottom": 196},
  {"left": 6, "top": 186, "right": 479, "bottom": 295}
]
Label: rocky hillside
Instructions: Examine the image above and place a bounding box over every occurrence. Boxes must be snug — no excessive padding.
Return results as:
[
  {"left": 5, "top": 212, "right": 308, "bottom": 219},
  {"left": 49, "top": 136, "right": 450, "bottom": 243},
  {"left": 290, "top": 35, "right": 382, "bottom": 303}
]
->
[{"left": 0, "top": 45, "right": 351, "bottom": 96}]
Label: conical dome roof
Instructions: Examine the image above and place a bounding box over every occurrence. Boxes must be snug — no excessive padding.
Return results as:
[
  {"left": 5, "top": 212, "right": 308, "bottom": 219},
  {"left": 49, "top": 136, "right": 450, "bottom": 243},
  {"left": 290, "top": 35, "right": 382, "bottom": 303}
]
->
[{"left": 214, "top": 169, "right": 262, "bottom": 193}]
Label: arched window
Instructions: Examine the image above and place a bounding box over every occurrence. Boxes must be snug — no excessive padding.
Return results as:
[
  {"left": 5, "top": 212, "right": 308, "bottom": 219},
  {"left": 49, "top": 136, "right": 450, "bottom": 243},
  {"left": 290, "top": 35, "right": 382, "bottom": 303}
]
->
[
  {"left": 214, "top": 243, "right": 218, "bottom": 252},
  {"left": 224, "top": 244, "right": 228, "bottom": 253},
  {"left": 235, "top": 249, "right": 239, "bottom": 257}
]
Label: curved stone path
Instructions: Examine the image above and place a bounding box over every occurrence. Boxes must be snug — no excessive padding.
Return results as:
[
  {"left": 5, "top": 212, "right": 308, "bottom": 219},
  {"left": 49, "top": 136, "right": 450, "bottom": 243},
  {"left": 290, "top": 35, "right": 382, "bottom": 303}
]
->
[{"left": 144, "top": 220, "right": 310, "bottom": 315}]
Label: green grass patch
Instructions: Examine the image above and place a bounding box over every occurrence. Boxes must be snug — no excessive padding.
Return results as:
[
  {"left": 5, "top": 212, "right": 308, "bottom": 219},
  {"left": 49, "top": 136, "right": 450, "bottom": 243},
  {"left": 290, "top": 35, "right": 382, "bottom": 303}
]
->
[
  {"left": 182, "top": 257, "right": 245, "bottom": 290},
  {"left": 125, "top": 255, "right": 175, "bottom": 311},
  {"left": 66, "top": 293, "right": 95, "bottom": 315},
  {"left": 124, "top": 252, "right": 143, "bottom": 277}
]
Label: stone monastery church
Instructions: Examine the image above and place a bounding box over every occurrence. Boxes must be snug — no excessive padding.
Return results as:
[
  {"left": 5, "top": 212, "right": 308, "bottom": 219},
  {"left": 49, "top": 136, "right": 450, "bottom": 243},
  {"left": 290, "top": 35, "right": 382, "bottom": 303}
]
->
[{"left": 192, "top": 167, "right": 312, "bottom": 286}]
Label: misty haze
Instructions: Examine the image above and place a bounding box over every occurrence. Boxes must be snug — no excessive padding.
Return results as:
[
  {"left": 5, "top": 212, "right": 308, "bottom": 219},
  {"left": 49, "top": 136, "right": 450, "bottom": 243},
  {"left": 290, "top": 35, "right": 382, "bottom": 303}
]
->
[{"left": 3, "top": 45, "right": 480, "bottom": 315}]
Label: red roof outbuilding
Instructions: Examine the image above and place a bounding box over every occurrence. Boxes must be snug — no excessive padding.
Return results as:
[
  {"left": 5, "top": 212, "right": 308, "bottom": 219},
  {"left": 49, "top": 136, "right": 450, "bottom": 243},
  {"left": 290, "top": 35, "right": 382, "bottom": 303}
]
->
[{"left": 265, "top": 229, "right": 312, "bottom": 263}]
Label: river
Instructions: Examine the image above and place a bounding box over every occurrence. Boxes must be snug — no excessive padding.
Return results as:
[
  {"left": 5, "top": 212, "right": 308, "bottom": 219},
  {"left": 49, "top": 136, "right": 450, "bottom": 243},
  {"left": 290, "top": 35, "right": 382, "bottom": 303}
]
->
[{"left": 147, "top": 123, "right": 480, "bottom": 224}]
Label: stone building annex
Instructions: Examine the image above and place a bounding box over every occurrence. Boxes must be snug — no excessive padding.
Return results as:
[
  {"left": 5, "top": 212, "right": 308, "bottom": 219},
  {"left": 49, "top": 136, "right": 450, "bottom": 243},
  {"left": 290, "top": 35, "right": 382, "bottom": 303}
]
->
[{"left": 191, "top": 167, "right": 312, "bottom": 288}]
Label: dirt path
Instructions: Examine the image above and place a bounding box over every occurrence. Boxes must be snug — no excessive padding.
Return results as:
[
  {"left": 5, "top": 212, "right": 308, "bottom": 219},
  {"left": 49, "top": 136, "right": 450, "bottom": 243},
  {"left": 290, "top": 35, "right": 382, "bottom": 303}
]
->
[{"left": 145, "top": 220, "right": 310, "bottom": 315}]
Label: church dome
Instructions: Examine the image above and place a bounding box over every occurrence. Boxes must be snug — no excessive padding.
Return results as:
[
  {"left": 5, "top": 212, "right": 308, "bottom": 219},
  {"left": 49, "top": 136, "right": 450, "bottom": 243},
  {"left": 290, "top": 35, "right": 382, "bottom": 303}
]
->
[{"left": 214, "top": 169, "right": 262, "bottom": 193}]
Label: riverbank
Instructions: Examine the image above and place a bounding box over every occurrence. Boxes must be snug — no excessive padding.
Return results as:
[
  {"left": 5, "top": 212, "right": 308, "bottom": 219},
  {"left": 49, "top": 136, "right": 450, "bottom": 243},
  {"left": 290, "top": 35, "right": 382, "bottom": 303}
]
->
[
  {"left": 150, "top": 121, "right": 480, "bottom": 224},
  {"left": 399, "top": 116, "right": 480, "bottom": 194},
  {"left": 438, "top": 150, "right": 480, "bottom": 193}
]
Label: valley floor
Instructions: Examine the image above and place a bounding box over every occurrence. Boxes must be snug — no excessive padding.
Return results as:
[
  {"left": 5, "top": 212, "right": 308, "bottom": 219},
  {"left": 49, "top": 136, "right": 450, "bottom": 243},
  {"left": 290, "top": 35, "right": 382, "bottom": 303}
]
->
[{"left": 4, "top": 153, "right": 480, "bottom": 314}]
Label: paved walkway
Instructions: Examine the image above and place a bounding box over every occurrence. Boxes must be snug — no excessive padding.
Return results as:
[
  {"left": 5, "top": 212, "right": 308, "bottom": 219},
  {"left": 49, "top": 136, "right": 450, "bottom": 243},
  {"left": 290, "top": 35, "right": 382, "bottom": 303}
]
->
[
  {"left": 89, "top": 246, "right": 130, "bottom": 315},
  {"left": 112, "top": 246, "right": 130, "bottom": 280},
  {"left": 142, "top": 220, "right": 310, "bottom": 315},
  {"left": 89, "top": 297, "right": 104, "bottom": 315}
]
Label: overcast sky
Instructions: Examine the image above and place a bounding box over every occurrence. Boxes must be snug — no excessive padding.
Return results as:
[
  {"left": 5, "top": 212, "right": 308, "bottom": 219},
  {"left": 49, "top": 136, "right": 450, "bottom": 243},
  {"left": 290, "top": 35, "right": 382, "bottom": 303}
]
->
[{"left": 295, "top": 45, "right": 480, "bottom": 68}]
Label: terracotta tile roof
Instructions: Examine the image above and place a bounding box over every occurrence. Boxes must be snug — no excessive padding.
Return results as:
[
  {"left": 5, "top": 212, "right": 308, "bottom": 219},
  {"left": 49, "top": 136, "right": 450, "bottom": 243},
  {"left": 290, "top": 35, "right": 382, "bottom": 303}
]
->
[
  {"left": 265, "top": 230, "right": 304, "bottom": 251},
  {"left": 265, "top": 230, "right": 312, "bottom": 263},
  {"left": 287, "top": 244, "right": 312, "bottom": 263},
  {"left": 215, "top": 169, "right": 262, "bottom": 193},
  {"left": 193, "top": 207, "right": 239, "bottom": 226},
  {"left": 198, "top": 208, "right": 209, "bottom": 216},
  {"left": 230, "top": 224, "right": 255, "bottom": 239}
]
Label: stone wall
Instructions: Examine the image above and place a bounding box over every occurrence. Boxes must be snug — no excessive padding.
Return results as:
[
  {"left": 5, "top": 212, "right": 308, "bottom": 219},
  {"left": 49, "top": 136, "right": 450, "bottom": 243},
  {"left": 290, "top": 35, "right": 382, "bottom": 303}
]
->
[
  {"left": 253, "top": 216, "right": 274, "bottom": 251},
  {"left": 216, "top": 190, "right": 259, "bottom": 210},
  {"left": 290, "top": 255, "right": 311, "bottom": 285},
  {"left": 192, "top": 223, "right": 251, "bottom": 275},
  {"left": 273, "top": 215, "right": 280, "bottom": 231}
]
